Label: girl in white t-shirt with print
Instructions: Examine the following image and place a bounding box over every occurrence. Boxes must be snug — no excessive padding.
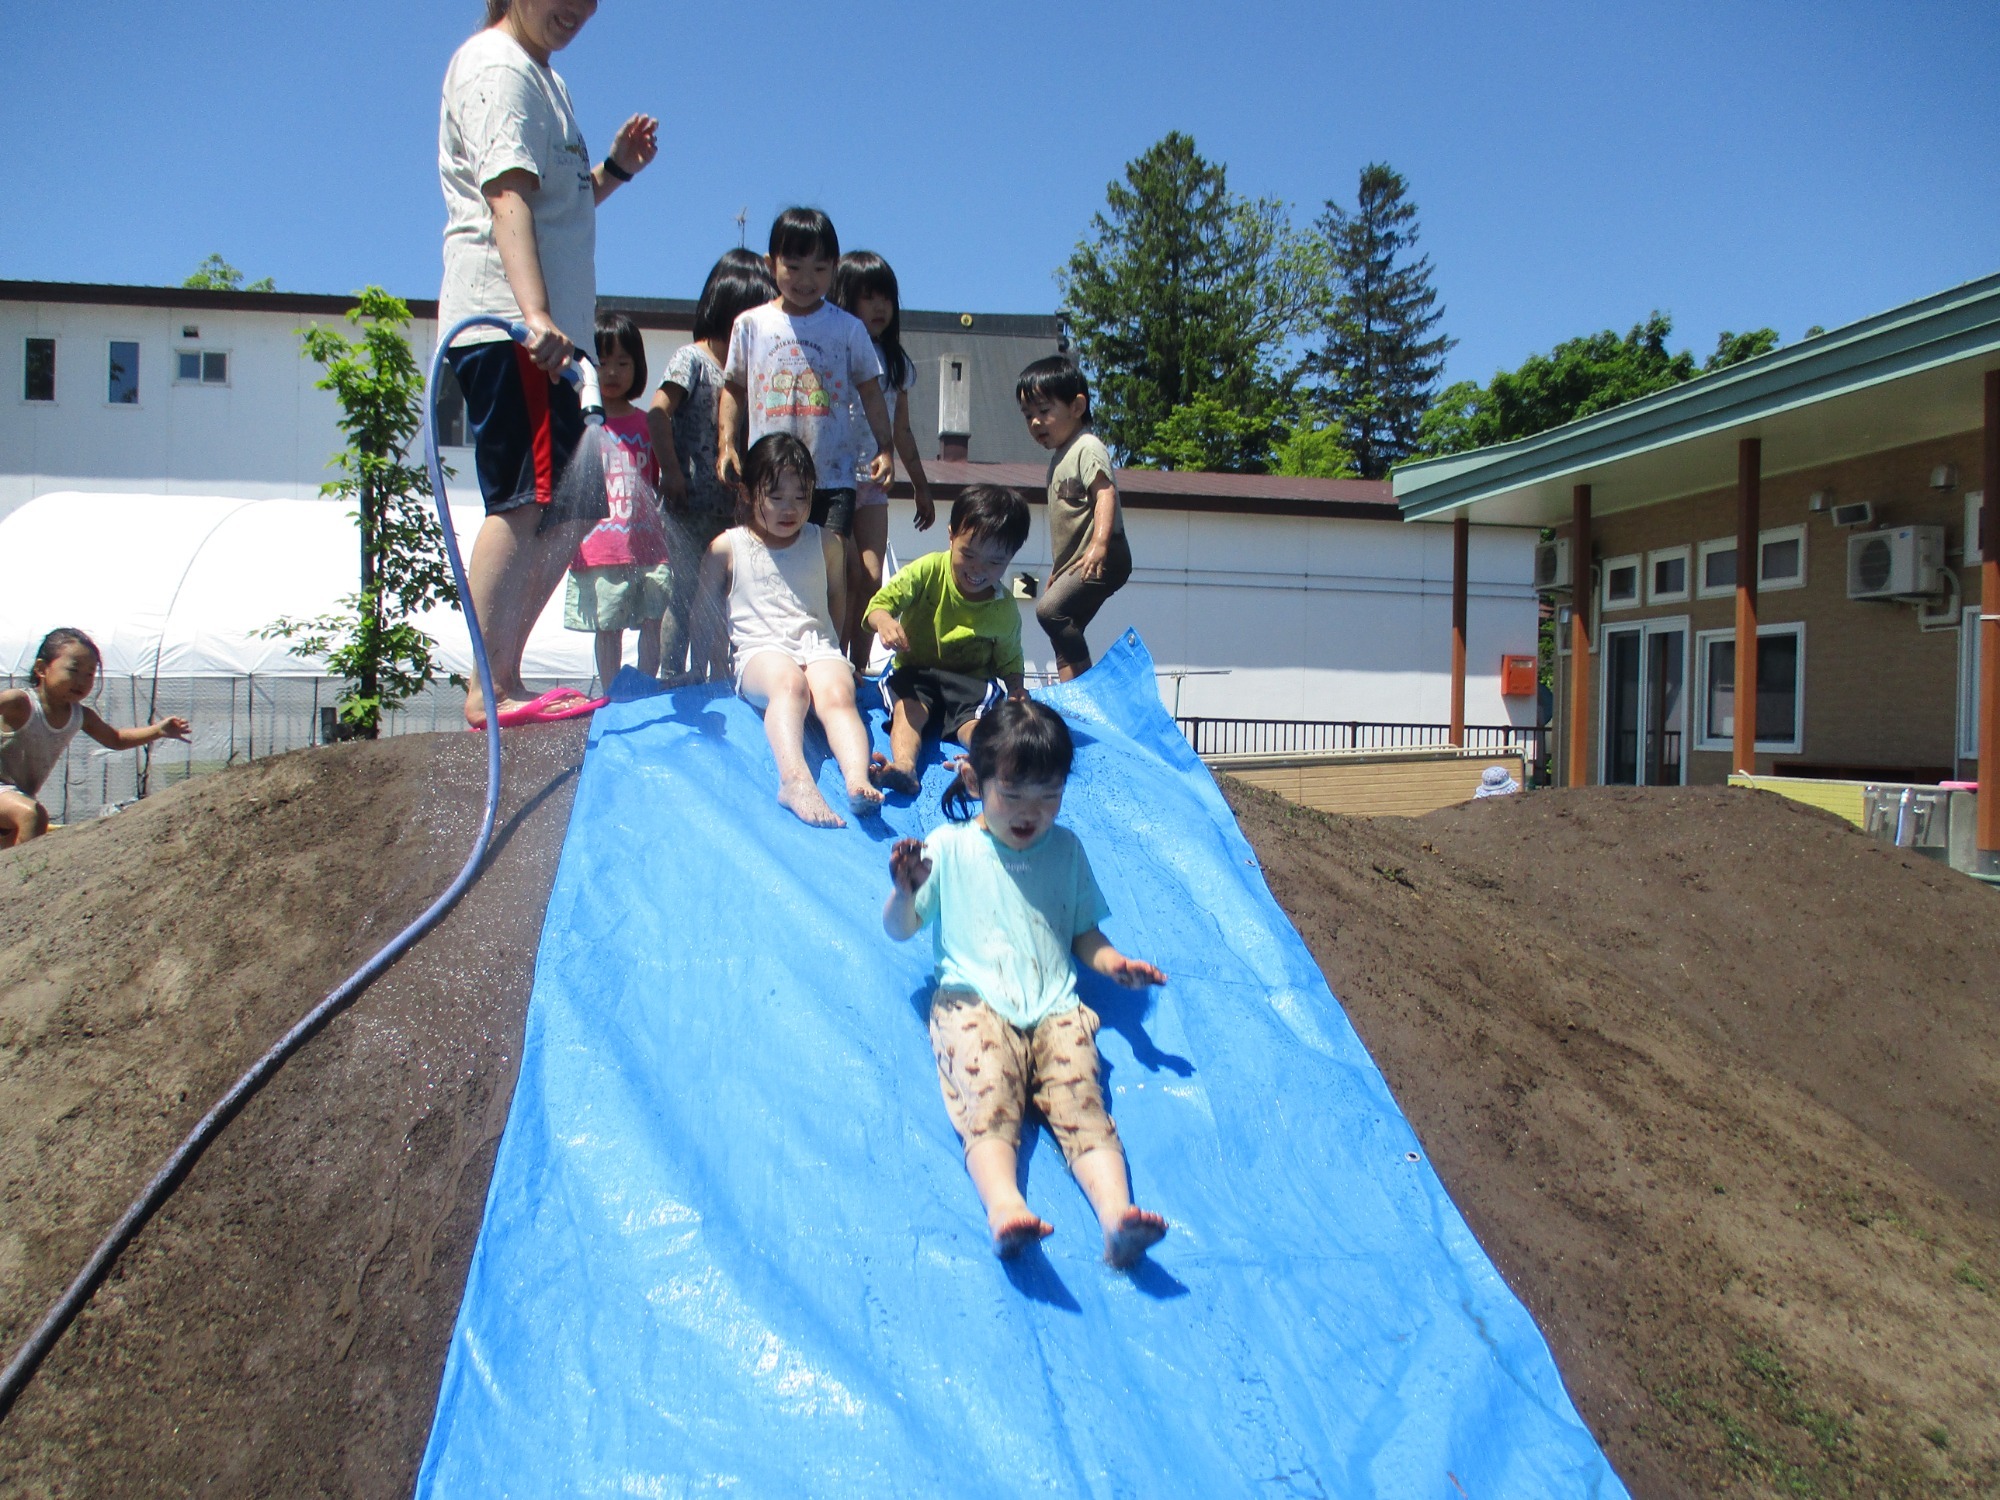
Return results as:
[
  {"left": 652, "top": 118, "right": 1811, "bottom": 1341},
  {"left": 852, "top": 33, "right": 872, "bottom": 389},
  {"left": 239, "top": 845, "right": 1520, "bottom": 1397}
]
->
[
  {"left": 688, "top": 434, "right": 883, "bottom": 830},
  {"left": 832, "top": 250, "right": 937, "bottom": 668}
]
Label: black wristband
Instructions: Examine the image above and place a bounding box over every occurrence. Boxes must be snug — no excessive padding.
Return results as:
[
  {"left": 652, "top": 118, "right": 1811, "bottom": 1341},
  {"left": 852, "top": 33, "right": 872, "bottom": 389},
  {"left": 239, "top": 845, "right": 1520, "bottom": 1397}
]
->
[{"left": 601, "top": 155, "right": 633, "bottom": 183}]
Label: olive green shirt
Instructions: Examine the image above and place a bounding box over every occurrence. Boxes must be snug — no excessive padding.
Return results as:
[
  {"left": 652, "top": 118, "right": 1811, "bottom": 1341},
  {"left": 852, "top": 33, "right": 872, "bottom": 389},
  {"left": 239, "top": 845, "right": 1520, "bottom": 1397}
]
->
[{"left": 1045, "top": 430, "right": 1122, "bottom": 577}]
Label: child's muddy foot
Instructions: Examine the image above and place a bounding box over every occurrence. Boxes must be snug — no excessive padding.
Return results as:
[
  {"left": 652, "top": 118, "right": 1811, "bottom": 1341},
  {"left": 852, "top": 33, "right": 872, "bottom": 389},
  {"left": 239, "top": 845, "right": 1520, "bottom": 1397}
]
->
[
  {"left": 991, "top": 1210, "right": 1054, "bottom": 1259},
  {"left": 1104, "top": 1206, "right": 1168, "bottom": 1268},
  {"left": 870, "top": 757, "right": 922, "bottom": 796},
  {"left": 778, "top": 776, "right": 845, "bottom": 828},
  {"left": 848, "top": 782, "right": 884, "bottom": 817}
]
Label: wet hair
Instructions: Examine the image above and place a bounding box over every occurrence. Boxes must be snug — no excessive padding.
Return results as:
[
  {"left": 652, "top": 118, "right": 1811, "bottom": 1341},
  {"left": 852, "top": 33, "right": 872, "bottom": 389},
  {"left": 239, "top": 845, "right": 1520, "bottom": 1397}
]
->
[
  {"left": 692, "top": 249, "right": 777, "bottom": 343},
  {"left": 768, "top": 207, "right": 840, "bottom": 266},
  {"left": 33, "top": 628, "right": 100, "bottom": 677},
  {"left": 949, "top": 484, "right": 1031, "bottom": 554},
  {"left": 832, "top": 251, "right": 912, "bottom": 391},
  {"left": 943, "top": 700, "right": 1075, "bottom": 822},
  {"left": 742, "top": 431, "right": 816, "bottom": 500},
  {"left": 1015, "top": 356, "right": 1092, "bottom": 422},
  {"left": 593, "top": 310, "right": 647, "bottom": 398}
]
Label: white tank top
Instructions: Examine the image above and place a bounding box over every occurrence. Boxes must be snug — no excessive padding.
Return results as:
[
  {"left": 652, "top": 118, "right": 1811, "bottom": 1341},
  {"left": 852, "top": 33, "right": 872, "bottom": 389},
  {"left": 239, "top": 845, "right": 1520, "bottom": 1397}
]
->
[
  {"left": 0, "top": 691, "right": 85, "bottom": 797},
  {"left": 724, "top": 523, "right": 842, "bottom": 665}
]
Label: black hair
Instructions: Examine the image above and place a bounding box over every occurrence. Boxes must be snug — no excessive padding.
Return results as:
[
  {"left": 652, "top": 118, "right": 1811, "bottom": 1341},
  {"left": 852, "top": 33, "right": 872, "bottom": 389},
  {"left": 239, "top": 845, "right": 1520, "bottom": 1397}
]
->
[
  {"left": 593, "top": 310, "right": 646, "bottom": 399},
  {"left": 484, "top": 0, "right": 508, "bottom": 22},
  {"left": 831, "top": 251, "right": 912, "bottom": 390},
  {"left": 33, "top": 627, "right": 100, "bottom": 676},
  {"left": 1015, "top": 356, "right": 1092, "bottom": 422},
  {"left": 768, "top": 207, "right": 840, "bottom": 265},
  {"left": 948, "top": 484, "right": 1031, "bottom": 554},
  {"left": 942, "top": 699, "right": 1075, "bottom": 822},
  {"left": 692, "top": 248, "right": 777, "bottom": 343},
  {"left": 742, "top": 431, "right": 816, "bottom": 500}
]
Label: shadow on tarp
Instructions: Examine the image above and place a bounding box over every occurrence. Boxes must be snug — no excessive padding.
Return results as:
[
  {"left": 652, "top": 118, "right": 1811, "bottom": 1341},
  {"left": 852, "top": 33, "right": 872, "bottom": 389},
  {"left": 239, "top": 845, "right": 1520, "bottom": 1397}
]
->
[{"left": 417, "top": 631, "right": 1629, "bottom": 1499}]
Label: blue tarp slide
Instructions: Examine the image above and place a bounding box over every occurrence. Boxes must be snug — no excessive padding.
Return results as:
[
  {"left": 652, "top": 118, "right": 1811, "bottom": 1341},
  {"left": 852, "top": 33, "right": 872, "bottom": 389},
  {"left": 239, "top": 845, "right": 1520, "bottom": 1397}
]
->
[{"left": 416, "top": 631, "right": 1627, "bottom": 1498}]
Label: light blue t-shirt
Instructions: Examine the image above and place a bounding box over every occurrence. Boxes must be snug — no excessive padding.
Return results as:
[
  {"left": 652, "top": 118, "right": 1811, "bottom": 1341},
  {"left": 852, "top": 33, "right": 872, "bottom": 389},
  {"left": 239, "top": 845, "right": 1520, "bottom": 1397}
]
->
[{"left": 913, "top": 819, "right": 1110, "bottom": 1029}]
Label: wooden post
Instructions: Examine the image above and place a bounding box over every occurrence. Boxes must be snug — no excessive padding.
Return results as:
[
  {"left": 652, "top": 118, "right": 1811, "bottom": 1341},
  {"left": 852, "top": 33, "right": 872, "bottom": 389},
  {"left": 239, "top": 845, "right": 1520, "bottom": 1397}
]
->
[
  {"left": 1568, "top": 484, "right": 1592, "bottom": 787},
  {"left": 1733, "top": 438, "right": 1762, "bottom": 775},
  {"left": 1981, "top": 371, "right": 2000, "bottom": 856},
  {"left": 1450, "top": 514, "right": 1469, "bottom": 747}
]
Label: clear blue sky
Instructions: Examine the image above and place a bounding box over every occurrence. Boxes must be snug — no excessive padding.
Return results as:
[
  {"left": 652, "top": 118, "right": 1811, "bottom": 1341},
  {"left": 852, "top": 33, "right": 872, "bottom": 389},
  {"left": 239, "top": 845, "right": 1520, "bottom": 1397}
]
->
[{"left": 8, "top": 1, "right": 1996, "bottom": 385}]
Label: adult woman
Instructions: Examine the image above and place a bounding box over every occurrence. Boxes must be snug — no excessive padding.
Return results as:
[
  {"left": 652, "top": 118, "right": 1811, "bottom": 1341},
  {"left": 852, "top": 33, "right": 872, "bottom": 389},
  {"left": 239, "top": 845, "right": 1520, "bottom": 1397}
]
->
[{"left": 439, "top": 0, "right": 658, "bottom": 727}]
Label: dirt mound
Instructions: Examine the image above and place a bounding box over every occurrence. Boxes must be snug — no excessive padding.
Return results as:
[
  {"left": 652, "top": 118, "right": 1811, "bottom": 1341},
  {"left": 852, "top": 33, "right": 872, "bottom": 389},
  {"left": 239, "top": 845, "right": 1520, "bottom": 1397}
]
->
[
  {"left": 1229, "top": 781, "right": 2000, "bottom": 1499},
  {"left": 0, "top": 724, "right": 584, "bottom": 1498}
]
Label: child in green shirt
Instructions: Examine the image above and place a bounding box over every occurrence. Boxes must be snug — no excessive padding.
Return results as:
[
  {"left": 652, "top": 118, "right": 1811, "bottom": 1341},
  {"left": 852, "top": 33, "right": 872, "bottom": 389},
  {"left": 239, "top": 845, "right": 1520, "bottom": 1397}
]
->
[{"left": 864, "top": 484, "right": 1032, "bottom": 795}]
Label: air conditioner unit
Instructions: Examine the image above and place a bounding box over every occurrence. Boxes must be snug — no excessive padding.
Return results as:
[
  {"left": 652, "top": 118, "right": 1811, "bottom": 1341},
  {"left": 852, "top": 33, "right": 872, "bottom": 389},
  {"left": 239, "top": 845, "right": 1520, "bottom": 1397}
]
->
[
  {"left": 1847, "top": 525, "right": 1945, "bottom": 600},
  {"left": 1534, "top": 538, "right": 1571, "bottom": 593},
  {"left": 1829, "top": 501, "right": 1873, "bottom": 529}
]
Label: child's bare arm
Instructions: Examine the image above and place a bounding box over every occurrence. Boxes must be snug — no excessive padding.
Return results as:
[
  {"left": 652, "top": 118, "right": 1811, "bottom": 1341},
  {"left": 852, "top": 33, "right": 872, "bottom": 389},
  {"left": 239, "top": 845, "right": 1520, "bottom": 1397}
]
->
[
  {"left": 717, "top": 380, "right": 748, "bottom": 487},
  {"left": 883, "top": 837, "right": 931, "bottom": 940},
  {"left": 865, "top": 608, "right": 910, "bottom": 654},
  {"left": 0, "top": 690, "right": 29, "bottom": 731},
  {"left": 823, "top": 529, "right": 850, "bottom": 648},
  {"left": 1068, "top": 475, "right": 1119, "bottom": 582},
  {"left": 686, "top": 537, "right": 732, "bottom": 682},
  {"left": 648, "top": 385, "right": 688, "bottom": 506},
  {"left": 1073, "top": 928, "right": 1165, "bottom": 988},
  {"left": 81, "top": 707, "right": 190, "bottom": 751},
  {"left": 855, "top": 378, "right": 894, "bottom": 487},
  {"left": 1002, "top": 672, "right": 1026, "bottom": 700},
  {"left": 891, "top": 393, "right": 934, "bottom": 530}
]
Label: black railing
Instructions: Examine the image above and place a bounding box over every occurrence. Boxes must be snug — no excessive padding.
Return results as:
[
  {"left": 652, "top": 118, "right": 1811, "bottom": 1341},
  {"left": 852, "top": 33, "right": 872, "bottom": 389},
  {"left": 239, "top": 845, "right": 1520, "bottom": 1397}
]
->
[{"left": 1177, "top": 716, "right": 1549, "bottom": 769}]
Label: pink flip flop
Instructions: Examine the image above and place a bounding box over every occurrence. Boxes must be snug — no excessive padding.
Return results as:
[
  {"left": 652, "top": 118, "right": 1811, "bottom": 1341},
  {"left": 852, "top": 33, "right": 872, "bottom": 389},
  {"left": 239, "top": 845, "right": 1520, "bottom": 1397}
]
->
[{"left": 473, "top": 687, "right": 608, "bottom": 730}]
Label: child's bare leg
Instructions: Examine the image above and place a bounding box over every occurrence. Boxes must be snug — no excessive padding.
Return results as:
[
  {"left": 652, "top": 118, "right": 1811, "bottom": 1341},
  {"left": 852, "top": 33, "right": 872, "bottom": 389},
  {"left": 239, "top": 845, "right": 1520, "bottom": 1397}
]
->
[
  {"left": 873, "top": 697, "right": 927, "bottom": 791},
  {"left": 636, "top": 617, "right": 662, "bottom": 679},
  {"left": 950, "top": 714, "right": 982, "bottom": 748},
  {"left": 0, "top": 789, "right": 49, "bottom": 848},
  {"left": 739, "top": 654, "right": 843, "bottom": 828},
  {"left": 803, "top": 658, "right": 881, "bottom": 816},
  {"left": 965, "top": 1138, "right": 1052, "bottom": 1257},
  {"left": 1071, "top": 1145, "right": 1167, "bottom": 1268},
  {"left": 848, "top": 506, "right": 888, "bottom": 670},
  {"left": 593, "top": 629, "right": 623, "bottom": 697}
]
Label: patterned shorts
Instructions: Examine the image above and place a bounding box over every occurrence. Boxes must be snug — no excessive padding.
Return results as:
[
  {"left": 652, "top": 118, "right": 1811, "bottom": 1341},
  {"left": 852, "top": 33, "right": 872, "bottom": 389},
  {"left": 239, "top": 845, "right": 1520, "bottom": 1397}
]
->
[{"left": 927, "top": 989, "right": 1120, "bottom": 1166}]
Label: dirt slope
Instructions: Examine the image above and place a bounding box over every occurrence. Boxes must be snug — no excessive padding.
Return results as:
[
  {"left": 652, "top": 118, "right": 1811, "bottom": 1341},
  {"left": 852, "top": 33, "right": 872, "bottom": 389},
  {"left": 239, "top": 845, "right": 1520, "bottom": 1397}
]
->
[{"left": 1228, "top": 781, "right": 2000, "bottom": 1499}]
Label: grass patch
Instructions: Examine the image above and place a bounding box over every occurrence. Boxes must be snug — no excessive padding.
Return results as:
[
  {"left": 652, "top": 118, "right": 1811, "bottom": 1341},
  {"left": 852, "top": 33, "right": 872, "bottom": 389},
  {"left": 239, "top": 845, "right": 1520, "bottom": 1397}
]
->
[{"left": 1950, "top": 1260, "right": 1990, "bottom": 1295}]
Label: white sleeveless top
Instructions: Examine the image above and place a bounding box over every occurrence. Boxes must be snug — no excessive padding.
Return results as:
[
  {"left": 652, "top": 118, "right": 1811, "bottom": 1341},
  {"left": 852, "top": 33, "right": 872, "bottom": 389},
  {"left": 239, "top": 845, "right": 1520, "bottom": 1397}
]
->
[
  {"left": 0, "top": 691, "right": 85, "bottom": 797},
  {"left": 723, "top": 523, "right": 845, "bottom": 677}
]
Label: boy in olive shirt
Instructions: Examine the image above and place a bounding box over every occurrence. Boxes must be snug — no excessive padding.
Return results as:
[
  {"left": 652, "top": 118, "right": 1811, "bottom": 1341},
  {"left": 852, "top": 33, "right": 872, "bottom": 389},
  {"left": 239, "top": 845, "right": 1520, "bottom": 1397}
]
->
[{"left": 864, "top": 485, "right": 1032, "bottom": 794}]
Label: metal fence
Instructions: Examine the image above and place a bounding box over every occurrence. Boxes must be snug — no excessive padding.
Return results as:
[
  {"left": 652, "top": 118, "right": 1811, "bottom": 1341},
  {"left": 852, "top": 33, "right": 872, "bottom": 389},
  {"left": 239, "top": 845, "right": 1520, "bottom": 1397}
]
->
[{"left": 1177, "top": 716, "right": 1550, "bottom": 775}]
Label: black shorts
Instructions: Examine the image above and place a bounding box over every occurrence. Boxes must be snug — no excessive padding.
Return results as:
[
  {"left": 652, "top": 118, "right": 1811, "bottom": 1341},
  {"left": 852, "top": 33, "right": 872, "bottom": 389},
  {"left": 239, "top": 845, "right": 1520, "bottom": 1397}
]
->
[
  {"left": 883, "top": 665, "right": 1003, "bottom": 741},
  {"left": 446, "top": 339, "right": 603, "bottom": 531},
  {"left": 811, "top": 487, "right": 857, "bottom": 536}
]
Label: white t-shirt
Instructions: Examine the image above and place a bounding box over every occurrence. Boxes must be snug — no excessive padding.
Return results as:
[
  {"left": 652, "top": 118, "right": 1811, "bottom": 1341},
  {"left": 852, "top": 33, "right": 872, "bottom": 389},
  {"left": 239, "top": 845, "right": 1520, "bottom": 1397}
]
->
[
  {"left": 851, "top": 354, "right": 916, "bottom": 489},
  {"left": 723, "top": 302, "right": 884, "bottom": 489},
  {"left": 437, "top": 28, "right": 596, "bottom": 349}
]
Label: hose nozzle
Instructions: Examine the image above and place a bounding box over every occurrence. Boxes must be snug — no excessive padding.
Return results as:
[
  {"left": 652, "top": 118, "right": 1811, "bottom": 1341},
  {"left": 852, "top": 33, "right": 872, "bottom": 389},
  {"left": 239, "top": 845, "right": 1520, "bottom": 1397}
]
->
[{"left": 505, "top": 323, "right": 604, "bottom": 426}]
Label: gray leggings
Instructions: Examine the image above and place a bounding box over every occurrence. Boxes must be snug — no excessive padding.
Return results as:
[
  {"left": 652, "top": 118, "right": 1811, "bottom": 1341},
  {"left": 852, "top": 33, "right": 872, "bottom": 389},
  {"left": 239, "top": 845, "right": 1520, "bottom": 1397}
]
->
[{"left": 1036, "top": 531, "right": 1132, "bottom": 672}]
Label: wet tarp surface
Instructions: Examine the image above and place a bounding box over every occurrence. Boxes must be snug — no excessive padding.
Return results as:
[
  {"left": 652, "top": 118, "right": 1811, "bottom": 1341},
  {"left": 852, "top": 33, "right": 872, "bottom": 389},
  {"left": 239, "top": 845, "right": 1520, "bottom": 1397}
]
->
[{"left": 417, "top": 631, "right": 1627, "bottom": 1498}]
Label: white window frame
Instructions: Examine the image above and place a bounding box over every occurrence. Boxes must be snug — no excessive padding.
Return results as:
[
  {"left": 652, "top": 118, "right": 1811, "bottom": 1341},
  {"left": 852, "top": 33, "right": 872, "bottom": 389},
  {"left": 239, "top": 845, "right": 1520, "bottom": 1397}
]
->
[
  {"left": 174, "top": 348, "right": 231, "bottom": 387},
  {"left": 1757, "top": 523, "right": 1807, "bottom": 592},
  {"left": 1696, "top": 536, "right": 1737, "bottom": 599},
  {"left": 1694, "top": 621, "right": 1806, "bottom": 755},
  {"left": 1597, "top": 615, "right": 1692, "bottom": 787},
  {"left": 1960, "top": 604, "right": 1982, "bottom": 760},
  {"left": 1601, "top": 553, "right": 1642, "bottom": 612},
  {"left": 1646, "top": 544, "right": 1692, "bottom": 605}
]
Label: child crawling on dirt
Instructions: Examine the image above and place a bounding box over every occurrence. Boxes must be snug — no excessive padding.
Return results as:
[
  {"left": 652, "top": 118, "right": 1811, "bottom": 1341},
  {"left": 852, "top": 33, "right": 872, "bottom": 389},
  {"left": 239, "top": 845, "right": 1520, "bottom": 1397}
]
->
[
  {"left": 863, "top": 483, "right": 1030, "bottom": 795},
  {"left": 883, "top": 698, "right": 1169, "bottom": 1267},
  {"left": 1, "top": 628, "right": 191, "bottom": 847},
  {"left": 688, "top": 432, "right": 882, "bottom": 829}
]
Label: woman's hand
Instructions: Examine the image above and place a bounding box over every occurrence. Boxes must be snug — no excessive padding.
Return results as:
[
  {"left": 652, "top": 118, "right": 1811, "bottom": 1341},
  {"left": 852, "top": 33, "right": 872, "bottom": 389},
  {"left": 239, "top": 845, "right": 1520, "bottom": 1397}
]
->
[
  {"left": 517, "top": 308, "right": 573, "bottom": 375},
  {"left": 608, "top": 114, "right": 659, "bottom": 177}
]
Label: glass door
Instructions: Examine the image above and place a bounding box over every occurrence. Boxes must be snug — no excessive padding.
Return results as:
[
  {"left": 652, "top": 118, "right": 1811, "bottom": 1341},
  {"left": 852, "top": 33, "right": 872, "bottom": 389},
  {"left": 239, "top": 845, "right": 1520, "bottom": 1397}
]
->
[{"left": 1600, "top": 619, "right": 1688, "bottom": 785}]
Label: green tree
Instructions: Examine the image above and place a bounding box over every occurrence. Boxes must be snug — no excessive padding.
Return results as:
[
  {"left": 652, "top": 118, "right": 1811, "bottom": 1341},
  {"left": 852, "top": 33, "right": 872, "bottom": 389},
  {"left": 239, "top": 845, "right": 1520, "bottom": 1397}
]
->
[
  {"left": 265, "top": 288, "right": 456, "bottom": 737},
  {"left": 183, "top": 252, "right": 276, "bottom": 293},
  {"left": 1269, "top": 417, "right": 1359, "bottom": 479},
  {"left": 1061, "top": 132, "right": 1320, "bottom": 462},
  {"left": 1138, "top": 394, "right": 1279, "bottom": 472},
  {"left": 1704, "top": 327, "right": 1780, "bottom": 371},
  {"left": 1304, "top": 163, "right": 1453, "bottom": 478}
]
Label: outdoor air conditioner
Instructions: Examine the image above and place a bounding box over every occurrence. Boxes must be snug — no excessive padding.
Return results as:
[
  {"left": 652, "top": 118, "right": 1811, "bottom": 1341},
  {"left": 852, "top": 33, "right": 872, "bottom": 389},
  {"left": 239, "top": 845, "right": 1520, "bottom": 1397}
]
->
[
  {"left": 1847, "top": 525, "right": 1946, "bottom": 600},
  {"left": 1534, "top": 538, "right": 1571, "bottom": 593}
]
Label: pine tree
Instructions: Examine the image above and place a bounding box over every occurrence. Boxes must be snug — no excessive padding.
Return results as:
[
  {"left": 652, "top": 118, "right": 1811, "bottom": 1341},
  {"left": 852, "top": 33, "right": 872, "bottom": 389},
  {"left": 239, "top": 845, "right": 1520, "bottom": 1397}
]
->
[
  {"left": 1061, "top": 133, "right": 1317, "bottom": 463},
  {"left": 1307, "top": 164, "right": 1452, "bottom": 478}
]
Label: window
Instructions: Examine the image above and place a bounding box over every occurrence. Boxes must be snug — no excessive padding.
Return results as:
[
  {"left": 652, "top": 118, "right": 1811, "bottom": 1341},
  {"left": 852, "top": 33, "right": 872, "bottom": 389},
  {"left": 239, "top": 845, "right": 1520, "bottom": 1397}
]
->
[
  {"left": 1647, "top": 545, "right": 1691, "bottom": 604},
  {"left": 1758, "top": 524, "right": 1806, "bottom": 590},
  {"left": 1961, "top": 605, "right": 1983, "bottom": 760},
  {"left": 107, "top": 340, "right": 140, "bottom": 404},
  {"left": 434, "top": 358, "right": 468, "bottom": 446},
  {"left": 1695, "top": 623, "right": 1805, "bottom": 755},
  {"left": 23, "top": 338, "right": 54, "bottom": 402},
  {"left": 175, "top": 349, "right": 229, "bottom": 385},
  {"left": 1602, "top": 554, "right": 1641, "bottom": 610},
  {"left": 1697, "top": 537, "right": 1737, "bottom": 598}
]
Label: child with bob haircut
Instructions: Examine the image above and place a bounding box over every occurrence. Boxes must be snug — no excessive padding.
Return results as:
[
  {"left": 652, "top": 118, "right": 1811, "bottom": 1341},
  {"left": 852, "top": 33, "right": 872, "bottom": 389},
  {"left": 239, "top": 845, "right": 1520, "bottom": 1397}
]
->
[
  {"left": 650, "top": 249, "right": 778, "bottom": 677},
  {"left": 717, "top": 209, "right": 895, "bottom": 544},
  {"left": 883, "top": 698, "right": 1169, "bottom": 1267},
  {"left": 1016, "top": 356, "right": 1132, "bottom": 681},
  {"left": 1, "top": 629, "right": 191, "bottom": 846},
  {"left": 688, "top": 432, "right": 882, "bottom": 829},
  {"left": 863, "top": 484, "right": 1030, "bottom": 795}
]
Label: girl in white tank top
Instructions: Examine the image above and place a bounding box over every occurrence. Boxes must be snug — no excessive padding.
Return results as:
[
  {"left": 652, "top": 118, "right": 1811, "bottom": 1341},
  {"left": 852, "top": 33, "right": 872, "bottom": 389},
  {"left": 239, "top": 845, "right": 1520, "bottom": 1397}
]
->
[{"left": 686, "top": 435, "right": 883, "bottom": 829}]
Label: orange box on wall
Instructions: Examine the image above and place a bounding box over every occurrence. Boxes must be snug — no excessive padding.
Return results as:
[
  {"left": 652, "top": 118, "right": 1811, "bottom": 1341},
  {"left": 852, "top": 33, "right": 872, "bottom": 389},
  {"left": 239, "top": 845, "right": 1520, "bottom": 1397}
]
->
[{"left": 1500, "top": 655, "right": 1538, "bottom": 697}]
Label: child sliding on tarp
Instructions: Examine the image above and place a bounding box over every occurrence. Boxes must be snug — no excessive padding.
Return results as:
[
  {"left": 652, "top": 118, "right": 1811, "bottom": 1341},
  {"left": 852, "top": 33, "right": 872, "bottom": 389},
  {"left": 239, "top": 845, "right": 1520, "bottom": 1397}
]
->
[{"left": 883, "top": 699, "right": 1169, "bottom": 1266}]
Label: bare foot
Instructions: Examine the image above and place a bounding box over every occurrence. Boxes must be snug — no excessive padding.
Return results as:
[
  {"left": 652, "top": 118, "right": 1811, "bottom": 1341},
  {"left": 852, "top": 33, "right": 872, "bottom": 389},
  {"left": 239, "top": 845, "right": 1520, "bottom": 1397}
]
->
[
  {"left": 869, "top": 754, "right": 922, "bottom": 796},
  {"left": 991, "top": 1209, "right": 1054, "bottom": 1259},
  {"left": 778, "top": 776, "right": 845, "bottom": 828},
  {"left": 1104, "top": 1206, "right": 1167, "bottom": 1268},
  {"left": 464, "top": 694, "right": 531, "bottom": 731},
  {"left": 848, "top": 781, "right": 884, "bottom": 817}
]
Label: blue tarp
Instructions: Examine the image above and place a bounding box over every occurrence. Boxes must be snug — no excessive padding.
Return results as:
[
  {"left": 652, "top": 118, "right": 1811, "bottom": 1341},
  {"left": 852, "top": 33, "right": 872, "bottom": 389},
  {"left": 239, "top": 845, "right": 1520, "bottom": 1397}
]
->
[{"left": 417, "top": 631, "right": 1627, "bottom": 1498}]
